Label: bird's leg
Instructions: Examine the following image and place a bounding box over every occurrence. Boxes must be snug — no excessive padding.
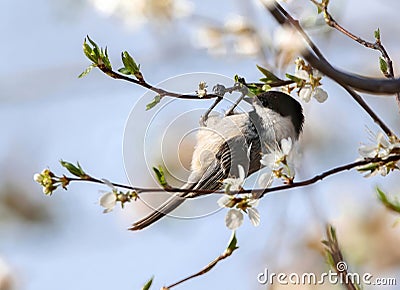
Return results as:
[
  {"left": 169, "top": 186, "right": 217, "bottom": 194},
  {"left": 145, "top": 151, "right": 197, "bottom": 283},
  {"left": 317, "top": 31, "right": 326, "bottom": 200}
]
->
[
  {"left": 200, "top": 96, "right": 222, "bottom": 126},
  {"left": 200, "top": 84, "right": 228, "bottom": 126},
  {"left": 225, "top": 85, "right": 249, "bottom": 116}
]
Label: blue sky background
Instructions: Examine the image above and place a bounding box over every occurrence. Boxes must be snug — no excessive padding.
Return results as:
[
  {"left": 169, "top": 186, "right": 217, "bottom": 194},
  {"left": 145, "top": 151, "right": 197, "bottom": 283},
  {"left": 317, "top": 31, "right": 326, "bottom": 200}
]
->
[{"left": 1, "top": 0, "right": 400, "bottom": 289}]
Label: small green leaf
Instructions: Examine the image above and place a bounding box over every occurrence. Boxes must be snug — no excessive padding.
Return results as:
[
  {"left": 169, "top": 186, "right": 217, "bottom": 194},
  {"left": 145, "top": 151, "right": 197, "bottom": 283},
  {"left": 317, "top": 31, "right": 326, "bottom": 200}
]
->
[
  {"left": 152, "top": 166, "right": 168, "bottom": 187},
  {"left": 225, "top": 231, "right": 239, "bottom": 254},
  {"left": 142, "top": 276, "right": 154, "bottom": 290},
  {"left": 78, "top": 64, "right": 95, "bottom": 78},
  {"left": 377, "top": 187, "right": 400, "bottom": 214},
  {"left": 374, "top": 28, "right": 380, "bottom": 41},
  {"left": 101, "top": 46, "right": 112, "bottom": 70},
  {"left": 256, "top": 65, "right": 281, "bottom": 82},
  {"left": 60, "top": 160, "right": 86, "bottom": 178},
  {"left": 285, "top": 73, "right": 303, "bottom": 85},
  {"left": 379, "top": 57, "right": 388, "bottom": 74},
  {"left": 121, "top": 51, "right": 140, "bottom": 75},
  {"left": 262, "top": 84, "right": 271, "bottom": 91},
  {"left": 118, "top": 67, "right": 132, "bottom": 75},
  {"left": 146, "top": 95, "right": 161, "bottom": 111}
]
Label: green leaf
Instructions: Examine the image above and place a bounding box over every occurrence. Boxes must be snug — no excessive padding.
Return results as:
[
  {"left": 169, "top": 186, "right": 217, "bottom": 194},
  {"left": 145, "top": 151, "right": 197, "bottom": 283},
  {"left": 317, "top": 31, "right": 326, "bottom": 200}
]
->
[
  {"left": 225, "top": 231, "right": 239, "bottom": 254},
  {"left": 262, "top": 84, "right": 271, "bottom": 91},
  {"left": 285, "top": 73, "right": 303, "bottom": 85},
  {"left": 101, "top": 46, "right": 112, "bottom": 70},
  {"left": 78, "top": 64, "right": 95, "bottom": 78},
  {"left": 142, "top": 276, "right": 154, "bottom": 290},
  {"left": 121, "top": 51, "right": 140, "bottom": 75},
  {"left": 256, "top": 65, "right": 280, "bottom": 82},
  {"left": 152, "top": 166, "right": 168, "bottom": 187},
  {"left": 377, "top": 187, "right": 400, "bottom": 214},
  {"left": 146, "top": 95, "right": 161, "bottom": 111},
  {"left": 60, "top": 160, "right": 86, "bottom": 178},
  {"left": 374, "top": 28, "right": 380, "bottom": 41},
  {"left": 379, "top": 57, "right": 388, "bottom": 74},
  {"left": 118, "top": 67, "right": 132, "bottom": 75},
  {"left": 83, "top": 41, "right": 96, "bottom": 63}
]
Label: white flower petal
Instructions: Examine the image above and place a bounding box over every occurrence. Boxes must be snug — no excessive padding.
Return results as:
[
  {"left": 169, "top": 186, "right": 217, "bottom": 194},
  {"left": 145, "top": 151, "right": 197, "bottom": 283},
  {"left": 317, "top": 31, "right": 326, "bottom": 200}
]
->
[
  {"left": 376, "top": 132, "right": 390, "bottom": 148},
  {"left": 101, "top": 178, "right": 116, "bottom": 190},
  {"left": 281, "top": 138, "right": 292, "bottom": 155},
  {"left": 260, "top": 153, "right": 278, "bottom": 169},
  {"left": 248, "top": 208, "right": 260, "bottom": 227},
  {"left": 33, "top": 173, "right": 42, "bottom": 183},
  {"left": 299, "top": 87, "right": 312, "bottom": 102},
  {"left": 217, "top": 195, "right": 232, "bottom": 208},
  {"left": 225, "top": 209, "right": 244, "bottom": 230},
  {"left": 358, "top": 145, "right": 377, "bottom": 158},
  {"left": 312, "top": 87, "right": 328, "bottom": 103},
  {"left": 258, "top": 172, "right": 274, "bottom": 188},
  {"left": 99, "top": 192, "right": 117, "bottom": 213},
  {"left": 294, "top": 69, "right": 309, "bottom": 81}
]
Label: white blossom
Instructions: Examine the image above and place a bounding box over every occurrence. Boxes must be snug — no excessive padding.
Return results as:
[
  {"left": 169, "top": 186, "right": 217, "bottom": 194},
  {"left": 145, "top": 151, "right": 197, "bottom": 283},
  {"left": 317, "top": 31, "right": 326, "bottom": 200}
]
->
[
  {"left": 294, "top": 69, "right": 309, "bottom": 81},
  {"left": 299, "top": 86, "right": 328, "bottom": 103},
  {"left": 313, "top": 87, "right": 328, "bottom": 103},
  {"left": 258, "top": 171, "right": 274, "bottom": 188},
  {"left": 225, "top": 209, "right": 244, "bottom": 230},
  {"left": 261, "top": 137, "right": 293, "bottom": 169},
  {"left": 219, "top": 193, "right": 261, "bottom": 229},
  {"left": 357, "top": 131, "right": 400, "bottom": 177},
  {"left": 247, "top": 208, "right": 260, "bottom": 227},
  {"left": 196, "top": 81, "right": 208, "bottom": 98},
  {"left": 99, "top": 192, "right": 117, "bottom": 213},
  {"left": 99, "top": 178, "right": 118, "bottom": 213},
  {"left": 222, "top": 165, "right": 246, "bottom": 193}
]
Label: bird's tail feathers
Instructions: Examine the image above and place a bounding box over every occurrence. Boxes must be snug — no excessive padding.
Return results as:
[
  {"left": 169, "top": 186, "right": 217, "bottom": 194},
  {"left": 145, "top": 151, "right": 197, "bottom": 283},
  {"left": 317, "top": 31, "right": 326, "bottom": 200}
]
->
[{"left": 129, "top": 183, "right": 193, "bottom": 231}]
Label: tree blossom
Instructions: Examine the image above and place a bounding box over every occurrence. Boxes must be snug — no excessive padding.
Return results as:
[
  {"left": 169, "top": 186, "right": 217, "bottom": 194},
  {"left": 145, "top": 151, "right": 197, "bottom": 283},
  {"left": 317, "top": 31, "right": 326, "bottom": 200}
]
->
[
  {"left": 222, "top": 165, "right": 246, "bottom": 193},
  {"left": 218, "top": 193, "right": 261, "bottom": 230},
  {"left": 357, "top": 131, "right": 400, "bottom": 177}
]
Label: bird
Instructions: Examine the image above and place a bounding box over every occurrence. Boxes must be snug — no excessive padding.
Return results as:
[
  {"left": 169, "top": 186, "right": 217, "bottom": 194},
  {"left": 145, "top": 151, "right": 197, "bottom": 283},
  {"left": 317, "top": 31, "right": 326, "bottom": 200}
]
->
[{"left": 130, "top": 90, "right": 304, "bottom": 230}]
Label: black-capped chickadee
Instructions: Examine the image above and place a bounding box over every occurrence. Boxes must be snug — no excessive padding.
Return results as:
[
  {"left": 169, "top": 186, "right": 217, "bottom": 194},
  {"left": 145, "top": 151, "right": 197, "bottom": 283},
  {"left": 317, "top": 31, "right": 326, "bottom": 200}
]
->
[{"left": 130, "top": 91, "right": 304, "bottom": 230}]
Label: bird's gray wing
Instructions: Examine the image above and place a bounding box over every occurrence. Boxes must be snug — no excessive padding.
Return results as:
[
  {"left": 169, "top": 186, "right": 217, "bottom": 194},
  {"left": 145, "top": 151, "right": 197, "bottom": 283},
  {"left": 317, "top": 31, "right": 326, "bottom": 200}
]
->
[{"left": 189, "top": 133, "right": 262, "bottom": 195}]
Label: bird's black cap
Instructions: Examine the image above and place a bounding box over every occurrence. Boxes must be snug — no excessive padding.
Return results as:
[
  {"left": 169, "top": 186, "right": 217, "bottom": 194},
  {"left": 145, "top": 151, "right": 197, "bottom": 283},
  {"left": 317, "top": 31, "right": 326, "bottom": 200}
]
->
[{"left": 257, "top": 91, "right": 304, "bottom": 136}]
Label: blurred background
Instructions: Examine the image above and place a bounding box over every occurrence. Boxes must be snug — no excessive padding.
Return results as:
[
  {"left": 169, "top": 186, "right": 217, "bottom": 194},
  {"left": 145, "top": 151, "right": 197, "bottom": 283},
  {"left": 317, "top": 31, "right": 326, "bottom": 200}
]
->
[{"left": 1, "top": 0, "right": 400, "bottom": 289}]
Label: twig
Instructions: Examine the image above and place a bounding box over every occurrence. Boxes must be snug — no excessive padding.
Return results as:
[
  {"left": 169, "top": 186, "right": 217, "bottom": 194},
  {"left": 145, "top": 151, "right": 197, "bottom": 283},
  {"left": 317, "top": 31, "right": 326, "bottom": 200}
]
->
[
  {"left": 165, "top": 232, "right": 238, "bottom": 289},
  {"left": 265, "top": 2, "right": 396, "bottom": 138},
  {"left": 322, "top": 225, "right": 360, "bottom": 290},
  {"left": 311, "top": 0, "right": 400, "bottom": 111},
  {"left": 263, "top": 2, "right": 400, "bottom": 95},
  {"left": 98, "top": 65, "right": 219, "bottom": 100},
  {"left": 59, "top": 154, "right": 400, "bottom": 197},
  {"left": 97, "top": 65, "right": 293, "bottom": 100}
]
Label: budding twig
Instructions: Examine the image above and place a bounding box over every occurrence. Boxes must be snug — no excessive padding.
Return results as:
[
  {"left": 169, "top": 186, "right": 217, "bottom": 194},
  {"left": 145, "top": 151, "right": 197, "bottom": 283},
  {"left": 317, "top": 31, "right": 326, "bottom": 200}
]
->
[
  {"left": 310, "top": 0, "right": 400, "bottom": 112},
  {"left": 265, "top": 1, "right": 396, "bottom": 138}
]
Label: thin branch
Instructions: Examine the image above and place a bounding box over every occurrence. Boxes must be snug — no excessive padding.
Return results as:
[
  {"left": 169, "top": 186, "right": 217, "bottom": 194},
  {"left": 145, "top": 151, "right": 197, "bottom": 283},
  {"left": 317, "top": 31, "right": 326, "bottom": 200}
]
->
[
  {"left": 165, "top": 232, "right": 238, "bottom": 289},
  {"left": 59, "top": 154, "right": 400, "bottom": 197},
  {"left": 265, "top": 2, "right": 396, "bottom": 138},
  {"left": 311, "top": 0, "right": 400, "bottom": 111},
  {"left": 97, "top": 65, "right": 292, "bottom": 100},
  {"left": 263, "top": 2, "right": 400, "bottom": 95},
  {"left": 98, "top": 65, "right": 219, "bottom": 100},
  {"left": 322, "top": 225, "right": 360, "bottom": 290}
]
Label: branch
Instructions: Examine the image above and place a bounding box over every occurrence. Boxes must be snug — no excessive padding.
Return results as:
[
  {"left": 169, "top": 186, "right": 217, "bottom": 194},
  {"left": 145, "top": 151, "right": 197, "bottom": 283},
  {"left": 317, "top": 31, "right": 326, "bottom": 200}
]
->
[
  {"left": 264, "top": 1, "right": 400, "bottom": 95},
  {"left": 266, "top": 2, "right": 396, "bottom": 138},
  {"left": 36, "top": 154, "right": 400, "bottom": 199},
  {"left": 164, "top": 232, "right": 238, "bottom": 289},
  {"left": 311, "top": 0, "right": 400, "bottom": 111},
  {"left": 322, "top": 225, "right": 360, "bottom": 290}
]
